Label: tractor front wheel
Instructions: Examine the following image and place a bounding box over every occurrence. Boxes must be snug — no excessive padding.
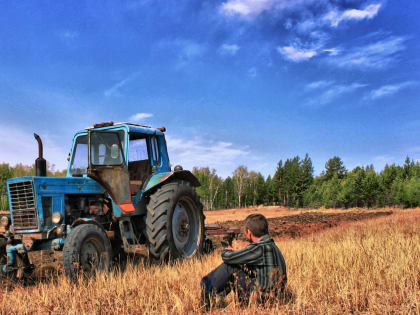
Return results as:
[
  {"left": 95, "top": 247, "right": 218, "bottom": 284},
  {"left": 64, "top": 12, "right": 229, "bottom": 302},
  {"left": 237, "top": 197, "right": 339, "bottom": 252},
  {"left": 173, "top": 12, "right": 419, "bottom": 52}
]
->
[{"left": 63, "top": 224, "right": 112, "bottom": 281}]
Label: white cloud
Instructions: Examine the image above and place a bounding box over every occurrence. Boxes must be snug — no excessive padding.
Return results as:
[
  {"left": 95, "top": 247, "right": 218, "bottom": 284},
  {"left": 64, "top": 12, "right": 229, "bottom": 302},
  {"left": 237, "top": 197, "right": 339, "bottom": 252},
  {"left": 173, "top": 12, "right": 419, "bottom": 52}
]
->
[
  {"left": 306, "top": 80, "right": 334, "bottom": 90},
  {"left": 324, "top": 3, "right": 382, "bottom": 27},
  {"left": 306, "top": 82, "right": 367, "bottom": 106},
  {"left": 326, "top": 36, "right": 406, "bottom": 70},
  {"left": 278, "top": 45, "right": 317, "bottom": 62},
  {"left": 323, "top": 48, "right": 339, "bottom": 56},
  {"left": 165, "top": 135, "right": 250, "bottom": 177},
  {"left": 130, "top": 113, "right": 153, "bottom": 122},
  {"left": 220, "top": 0, "right": 275, "bottom": 19},
  {"left": 367, "top": 81, "right": 418, "bottom": 100},
  {"left": 219, "top": 0, "right": 318, "bottom": 20},
  {"left": 104, "top": 72, "right": 140, "bottom": 97},
  {"left": 0, "top": 125, "right": 68, "bottom": 171},
  {"left": 219, "top": 44, "right": 240, "bottom": 56},
  {"left": 321, "top": 83, "right": 366, "bottom": 104},
  {"left": 220, "top": 0, "right": 381, "bottom": 29}
]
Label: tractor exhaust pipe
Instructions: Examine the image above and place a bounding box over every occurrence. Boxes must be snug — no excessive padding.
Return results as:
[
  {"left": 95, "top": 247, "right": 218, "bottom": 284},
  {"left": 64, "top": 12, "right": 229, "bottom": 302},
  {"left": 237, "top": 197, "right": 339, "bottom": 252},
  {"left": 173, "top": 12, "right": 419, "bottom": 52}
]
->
[{"left": 34, "top": 133, "right": 47, "bottom": 177}]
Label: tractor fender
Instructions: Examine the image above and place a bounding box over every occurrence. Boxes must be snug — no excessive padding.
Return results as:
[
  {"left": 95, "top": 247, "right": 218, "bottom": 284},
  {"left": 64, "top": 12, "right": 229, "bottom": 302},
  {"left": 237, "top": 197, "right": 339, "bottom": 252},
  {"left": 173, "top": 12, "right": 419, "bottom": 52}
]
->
[
  {"left": 144, "top": 170, "right": 200, "bottom": 194},
  {"left": 70, "top": 218, "right": 107, "bottom": 235}
]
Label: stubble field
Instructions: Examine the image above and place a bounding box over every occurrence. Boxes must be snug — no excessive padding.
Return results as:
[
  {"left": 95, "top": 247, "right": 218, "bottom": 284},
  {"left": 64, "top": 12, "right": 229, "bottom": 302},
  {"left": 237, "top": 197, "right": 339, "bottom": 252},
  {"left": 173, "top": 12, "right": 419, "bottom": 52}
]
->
[{"left": 0, "top": 207, "right": 419, "bottom": 314}]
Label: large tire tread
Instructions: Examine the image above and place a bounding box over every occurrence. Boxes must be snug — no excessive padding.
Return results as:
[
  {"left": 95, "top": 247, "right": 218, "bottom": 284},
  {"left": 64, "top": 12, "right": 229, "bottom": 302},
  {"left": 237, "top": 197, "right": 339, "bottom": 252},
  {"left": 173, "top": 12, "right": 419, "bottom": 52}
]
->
[
  {"left": 146, "top": 180, "right": 204, "bottom": 262},
  {"left": 62, "top": 224, "right": 112, "bottom": 281}
]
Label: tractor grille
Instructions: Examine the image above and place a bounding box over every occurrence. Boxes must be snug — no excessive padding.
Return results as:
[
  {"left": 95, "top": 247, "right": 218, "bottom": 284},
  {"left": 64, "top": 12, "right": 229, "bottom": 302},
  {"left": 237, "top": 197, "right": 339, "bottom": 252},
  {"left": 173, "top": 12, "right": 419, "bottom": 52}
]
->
[{"left": 9, "top": 181, "right": 38, "bottom": 230}]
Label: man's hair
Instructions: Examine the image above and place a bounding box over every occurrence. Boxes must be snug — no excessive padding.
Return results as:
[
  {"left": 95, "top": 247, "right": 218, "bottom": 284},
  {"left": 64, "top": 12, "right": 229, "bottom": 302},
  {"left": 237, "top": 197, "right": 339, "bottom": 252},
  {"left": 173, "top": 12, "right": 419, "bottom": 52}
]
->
[{"left": 245, "top": 214, "right": 269, "bottom": 237}]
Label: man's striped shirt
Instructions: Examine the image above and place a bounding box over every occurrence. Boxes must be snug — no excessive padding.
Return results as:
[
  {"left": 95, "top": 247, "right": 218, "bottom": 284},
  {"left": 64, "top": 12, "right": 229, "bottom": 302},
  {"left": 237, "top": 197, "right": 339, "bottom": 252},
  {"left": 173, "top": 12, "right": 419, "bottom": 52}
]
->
[{"left": 221, "top": 234, "right": 287, "bottom": 291}]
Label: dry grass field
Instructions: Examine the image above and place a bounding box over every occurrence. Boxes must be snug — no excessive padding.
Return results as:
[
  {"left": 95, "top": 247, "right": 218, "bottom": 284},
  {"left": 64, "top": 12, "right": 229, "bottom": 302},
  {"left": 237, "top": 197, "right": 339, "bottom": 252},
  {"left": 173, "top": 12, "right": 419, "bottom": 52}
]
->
[{"left": 0, "top": 208, "right": 419, "bottom": 314}]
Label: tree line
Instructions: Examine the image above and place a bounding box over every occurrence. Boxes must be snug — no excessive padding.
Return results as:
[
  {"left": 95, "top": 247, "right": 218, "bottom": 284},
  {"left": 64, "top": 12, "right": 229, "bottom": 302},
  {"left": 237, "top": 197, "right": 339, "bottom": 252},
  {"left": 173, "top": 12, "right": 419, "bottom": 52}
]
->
[
  {"left": 193, "top": 155, "right": 420, "bottom": 210},
  {"left": 1, "top": 155, "right": 420, "bottom": 211}
]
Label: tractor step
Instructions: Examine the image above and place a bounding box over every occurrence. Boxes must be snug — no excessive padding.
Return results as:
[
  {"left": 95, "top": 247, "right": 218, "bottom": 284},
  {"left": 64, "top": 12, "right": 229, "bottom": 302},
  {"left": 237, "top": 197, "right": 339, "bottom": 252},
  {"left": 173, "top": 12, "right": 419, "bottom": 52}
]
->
[
  {"left": 123, "top": 244, "right": 148, "bottom": 256},
  {"left": 119, "top": 218, "right": 149, "bottom": 256}
]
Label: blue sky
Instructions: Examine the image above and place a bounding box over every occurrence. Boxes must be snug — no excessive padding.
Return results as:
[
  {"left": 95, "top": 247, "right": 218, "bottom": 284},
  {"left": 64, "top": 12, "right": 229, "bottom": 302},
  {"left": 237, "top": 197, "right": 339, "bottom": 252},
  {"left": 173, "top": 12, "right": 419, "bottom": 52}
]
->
[{"left": 0, "top": 0, "right": 419, "bottom": 178}]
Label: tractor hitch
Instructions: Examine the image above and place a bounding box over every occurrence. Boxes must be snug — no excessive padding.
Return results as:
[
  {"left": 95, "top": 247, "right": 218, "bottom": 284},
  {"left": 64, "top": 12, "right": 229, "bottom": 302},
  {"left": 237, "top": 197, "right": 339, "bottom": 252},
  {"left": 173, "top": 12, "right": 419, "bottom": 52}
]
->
[{"left": 204, "top": 224, "right": 241, "bottom": 252}]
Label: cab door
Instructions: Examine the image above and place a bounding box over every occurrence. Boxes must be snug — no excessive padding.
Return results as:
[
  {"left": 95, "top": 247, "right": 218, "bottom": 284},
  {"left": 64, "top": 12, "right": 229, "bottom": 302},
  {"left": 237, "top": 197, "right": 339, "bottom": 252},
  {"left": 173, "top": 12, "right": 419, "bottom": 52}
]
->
[{"left": 87, "top": 130, "right": 135, "bottom": 213}]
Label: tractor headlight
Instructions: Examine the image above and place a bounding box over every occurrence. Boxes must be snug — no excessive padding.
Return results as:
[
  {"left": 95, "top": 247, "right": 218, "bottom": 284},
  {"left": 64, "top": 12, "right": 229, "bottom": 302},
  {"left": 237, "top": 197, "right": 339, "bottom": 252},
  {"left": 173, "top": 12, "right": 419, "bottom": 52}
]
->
[
  {"left": 52, "top": 212, "right": 63, "bottom": 224},
  {"left": 0, "top": 216, "right": 9, "bottom": 227}
]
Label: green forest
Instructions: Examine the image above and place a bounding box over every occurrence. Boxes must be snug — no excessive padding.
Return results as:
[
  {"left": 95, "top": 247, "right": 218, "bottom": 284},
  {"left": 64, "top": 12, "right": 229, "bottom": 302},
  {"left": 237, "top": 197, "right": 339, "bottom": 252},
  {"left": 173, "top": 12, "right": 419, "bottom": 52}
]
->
[
  {"left": 1, "top": 155, "right": 420, "bottom": 211},
  {"left": 193, "top": 155, "right": 420, "bottom": 210}
]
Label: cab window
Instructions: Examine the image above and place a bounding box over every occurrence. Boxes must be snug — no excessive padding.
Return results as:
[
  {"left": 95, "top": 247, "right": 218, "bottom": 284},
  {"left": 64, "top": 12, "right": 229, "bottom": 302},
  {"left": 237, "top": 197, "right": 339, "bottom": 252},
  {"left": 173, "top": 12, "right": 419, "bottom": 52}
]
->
[
  {"left": 129, "top": 138, "right": 148, "bottom": 162},
  {"left": 90, "top": 131, "right": 125, "bottom": 166},
  {"left": 151, "top": 136, "right": 160, "bottom": 166},
  {"left": 128, "top": 134, "right": 152, "bottom": 184},
  {"left": 70, "top": 135, "right": 88, "bottom": 176}
]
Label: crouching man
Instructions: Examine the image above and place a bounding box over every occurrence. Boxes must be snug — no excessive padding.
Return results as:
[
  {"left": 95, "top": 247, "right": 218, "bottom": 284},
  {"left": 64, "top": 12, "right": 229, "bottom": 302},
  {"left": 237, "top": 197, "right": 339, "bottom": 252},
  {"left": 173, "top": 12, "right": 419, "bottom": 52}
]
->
[{"left": 200, "top": 214, "right": 287, "bottom": 310}]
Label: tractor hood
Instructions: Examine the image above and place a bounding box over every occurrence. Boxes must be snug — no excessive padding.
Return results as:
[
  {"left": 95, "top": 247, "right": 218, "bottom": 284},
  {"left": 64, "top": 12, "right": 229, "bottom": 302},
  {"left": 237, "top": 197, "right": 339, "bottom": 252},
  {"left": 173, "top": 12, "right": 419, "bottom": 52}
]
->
[
  {"left": 7, "top": 176, "right": 105, "bottom": 232},
  {"left": 7, "top": 176, "right": 105, "bottom": 196}
]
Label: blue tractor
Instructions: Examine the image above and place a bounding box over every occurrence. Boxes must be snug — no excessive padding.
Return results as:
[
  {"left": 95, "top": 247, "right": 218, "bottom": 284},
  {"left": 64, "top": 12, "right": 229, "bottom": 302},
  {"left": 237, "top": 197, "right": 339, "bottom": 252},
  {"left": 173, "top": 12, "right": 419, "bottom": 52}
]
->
[{"left": 0, "top": 122, "right": 205, "bottom": 280}]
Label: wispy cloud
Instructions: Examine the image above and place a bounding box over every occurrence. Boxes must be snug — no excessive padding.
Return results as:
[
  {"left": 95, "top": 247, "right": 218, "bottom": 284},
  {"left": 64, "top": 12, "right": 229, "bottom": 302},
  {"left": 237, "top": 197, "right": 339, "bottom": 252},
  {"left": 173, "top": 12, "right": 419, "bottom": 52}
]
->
[
  {"left": 278, "top": 45, "right": 317, "bottom": 62},
  {"left": 366, "top": 81, "right": 418, "bottom": 100},
  {"left": 104, "top": 72, "right": 140, "bottom": 97},
  {"left": 220, "top": 0, "right": 276, "bottom": 20},
  {"left": 175, "top": 40, "right": 206, "bottom": 69},
  {"left": 306, "top": 83, "right": 367, "bottom": 106},
  {"left": 166, "top": 135, "right": 250, "bottom": 177},
  {"left": 248, "top": 67, "right": 257, "bottom": 78},
  {"left": 320, "top": 83, "right": 366, "bottom": 104},
  {"left": 306, "top": 80, "right": 334, "bottom": 90},
  {"left": 130, "top": 113, "right": 153, "bottom": 122},
  {"left": 219, "top": 0, "right": 319, "bottom": 20},
  {"left": 181, "top": 41, "right": 204, "bottom": 59},
  {"left": 153, "top": 39, "right": 206, "bottom": 70},
  {"left": 296, "top": 19, "right": 317, "bottom": 33},
  {"left": 323, "top": 48, "right": 340, "bottom": 56},
  {"left": 220, "top": 0, "right": 381, "bottom": 29},
  {"left": 323, "top": 3, "right": 382, "bottom": 27},
  {"left": 60, "top": 31, "right": 78, "bottom": 39},
  {"left": 219, "top": 44, "right": 240, "bottom": 56},
  {"left": 56, "top": 30, "right": 79, "bottom": 48},
  {"left": 326, "top": 36, "right": 406, "bottom": 70}
]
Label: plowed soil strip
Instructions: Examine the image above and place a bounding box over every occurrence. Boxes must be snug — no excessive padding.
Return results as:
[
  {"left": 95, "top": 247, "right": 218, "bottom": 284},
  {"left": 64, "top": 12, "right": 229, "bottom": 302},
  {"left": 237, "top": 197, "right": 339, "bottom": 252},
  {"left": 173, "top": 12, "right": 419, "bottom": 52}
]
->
[{"left": 218, "top": 211, "right": 393, "bottom": 241}]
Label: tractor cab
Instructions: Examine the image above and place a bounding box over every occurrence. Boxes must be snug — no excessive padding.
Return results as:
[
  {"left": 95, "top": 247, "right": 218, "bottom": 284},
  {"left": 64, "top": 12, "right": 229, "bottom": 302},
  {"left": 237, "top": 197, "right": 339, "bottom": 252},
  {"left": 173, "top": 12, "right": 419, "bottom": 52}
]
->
[{"left": 68, "top": 122, "right": 171, "bottom": 214}]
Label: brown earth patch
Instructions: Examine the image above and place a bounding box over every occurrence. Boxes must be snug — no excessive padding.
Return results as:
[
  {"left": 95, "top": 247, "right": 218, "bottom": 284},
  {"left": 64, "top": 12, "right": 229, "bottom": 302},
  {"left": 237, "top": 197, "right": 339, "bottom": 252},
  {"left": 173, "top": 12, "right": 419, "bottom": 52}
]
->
[{"left": 217, "top": 210, "right": 393, "bottom": 241}]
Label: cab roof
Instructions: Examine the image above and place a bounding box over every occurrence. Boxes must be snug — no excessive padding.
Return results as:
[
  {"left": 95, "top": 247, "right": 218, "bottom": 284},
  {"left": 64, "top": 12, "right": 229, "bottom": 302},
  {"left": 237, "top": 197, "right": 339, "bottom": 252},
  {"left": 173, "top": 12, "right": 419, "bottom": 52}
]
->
[{"left": 81, "top": 122, "right": 165, "bottom": 136}]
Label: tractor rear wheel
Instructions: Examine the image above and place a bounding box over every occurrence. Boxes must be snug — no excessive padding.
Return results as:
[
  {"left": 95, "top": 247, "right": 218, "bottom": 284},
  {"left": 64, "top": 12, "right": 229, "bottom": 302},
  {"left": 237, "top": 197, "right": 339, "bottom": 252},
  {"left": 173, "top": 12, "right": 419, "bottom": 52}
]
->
[
  {"left": 146, "top": 180, "right": 204, "bottom": 262},
  {"left": 63, "top": 224, "right": 112, "bottom": 281}
]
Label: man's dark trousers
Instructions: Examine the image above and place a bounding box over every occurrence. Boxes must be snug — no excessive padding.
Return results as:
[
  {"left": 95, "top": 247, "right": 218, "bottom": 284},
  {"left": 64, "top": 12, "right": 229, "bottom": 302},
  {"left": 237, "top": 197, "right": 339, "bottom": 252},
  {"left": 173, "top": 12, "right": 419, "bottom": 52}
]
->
[{"left": 200, "top": 263, "right": 251, "bottom": 307}]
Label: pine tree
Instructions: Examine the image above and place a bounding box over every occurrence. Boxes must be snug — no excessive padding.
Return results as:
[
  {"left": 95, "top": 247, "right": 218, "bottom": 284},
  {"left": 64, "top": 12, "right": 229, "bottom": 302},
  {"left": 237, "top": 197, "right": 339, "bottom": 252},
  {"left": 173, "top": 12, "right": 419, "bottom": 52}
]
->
[{"left": 324, "top": 156, "right": 347, "bottom": 181}]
